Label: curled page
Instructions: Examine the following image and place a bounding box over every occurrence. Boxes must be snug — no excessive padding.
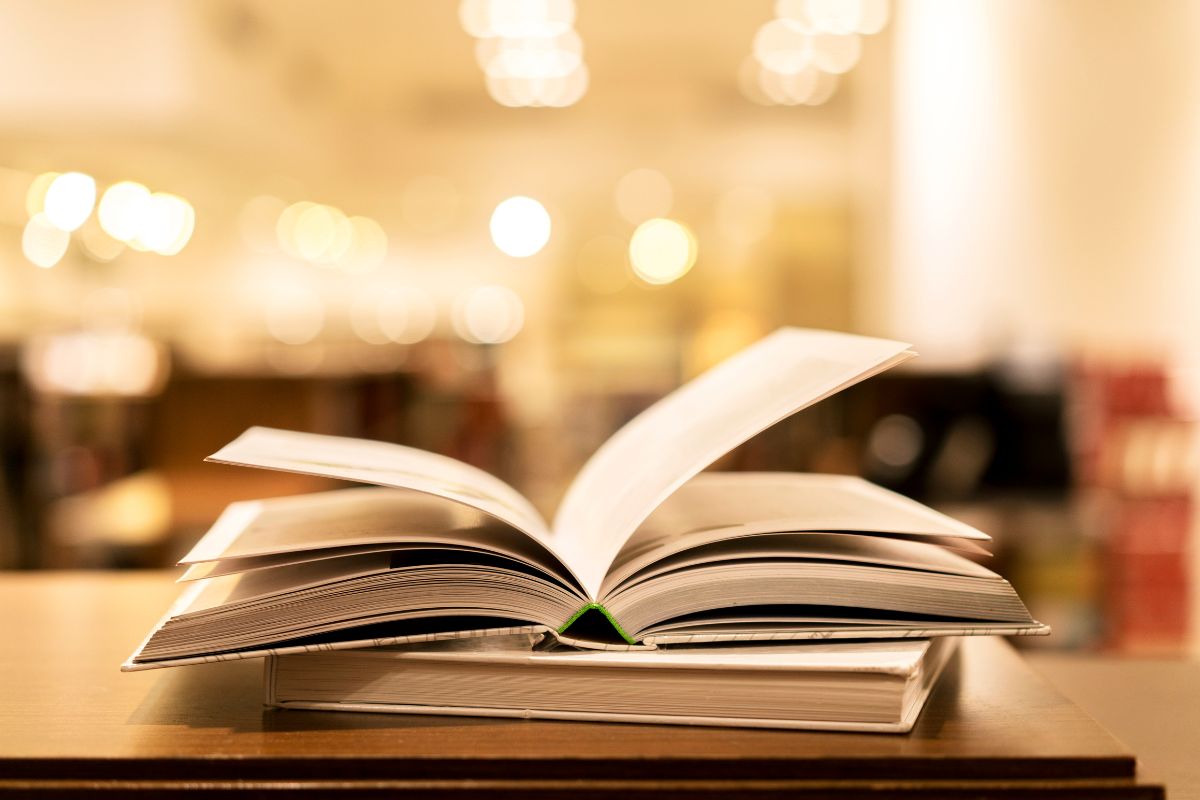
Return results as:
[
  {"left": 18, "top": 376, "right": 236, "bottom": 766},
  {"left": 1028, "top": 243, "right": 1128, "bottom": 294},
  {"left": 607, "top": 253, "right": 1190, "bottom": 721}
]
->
[
  {"left": 206, "top": 427, "right": 584, "bottom": 591},
  {"left": 552, "top": 328, "right": 915, "bottom": 598}
]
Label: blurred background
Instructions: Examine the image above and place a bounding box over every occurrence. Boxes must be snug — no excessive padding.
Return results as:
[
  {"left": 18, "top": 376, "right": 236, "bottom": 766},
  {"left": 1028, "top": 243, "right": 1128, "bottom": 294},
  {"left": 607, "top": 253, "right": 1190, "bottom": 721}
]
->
[{"left": 1, "top": 0, "right": 1197, "bottom": 655}]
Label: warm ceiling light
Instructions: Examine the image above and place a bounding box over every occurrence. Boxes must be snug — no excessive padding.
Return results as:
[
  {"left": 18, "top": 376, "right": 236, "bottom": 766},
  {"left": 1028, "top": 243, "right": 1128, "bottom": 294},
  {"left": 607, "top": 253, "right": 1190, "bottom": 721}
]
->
[
  {"left": 377, "top": 287, "right": 437, "bottom": 344},
  {"left": 490, "top": 195, "right": 551, "bottom": 257},
  {"left": 453, "top": 285, "right": 525, "bottom": 344},
  {"left": 22, "top": 213, "right": 70, "bottom": 268},
  {"left": 98, "top": 181, "right": 152, "bottom": 242},
  {"left": 753, "top": 18, "right": 813, "bottom": 75},
  {"left": 132, "top": 193, "right": 194, "bottom": 256},
  {"left": 629, "top": 218, "right": 697, "bottom": 285},
  {"left": 43, "top": 172, "right": 97, "bottom": 232}
]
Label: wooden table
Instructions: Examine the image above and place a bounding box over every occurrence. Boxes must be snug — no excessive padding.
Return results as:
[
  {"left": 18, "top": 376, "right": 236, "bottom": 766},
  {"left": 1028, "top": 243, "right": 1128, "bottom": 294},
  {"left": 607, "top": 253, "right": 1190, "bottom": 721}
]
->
[{"left": 0, "top": 572, "right": 1178, "bottom": 797}]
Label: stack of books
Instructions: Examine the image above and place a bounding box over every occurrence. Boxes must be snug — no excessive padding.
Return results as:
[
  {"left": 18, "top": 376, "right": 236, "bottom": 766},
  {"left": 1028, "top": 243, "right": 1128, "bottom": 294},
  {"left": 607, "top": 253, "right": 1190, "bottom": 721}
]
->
[{"left": 124, "top": 328, "right": 1047, "bottom": 732}]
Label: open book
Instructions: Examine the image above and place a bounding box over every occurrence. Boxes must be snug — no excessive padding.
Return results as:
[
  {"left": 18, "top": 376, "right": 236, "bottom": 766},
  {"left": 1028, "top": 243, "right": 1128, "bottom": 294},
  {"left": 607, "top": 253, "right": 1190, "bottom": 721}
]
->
[
  {"left": 125, "top": 328, "right": 1047, "bottom": 670},
  {"left": 266, "top": 633, "right": 959, "bottom": 733}
]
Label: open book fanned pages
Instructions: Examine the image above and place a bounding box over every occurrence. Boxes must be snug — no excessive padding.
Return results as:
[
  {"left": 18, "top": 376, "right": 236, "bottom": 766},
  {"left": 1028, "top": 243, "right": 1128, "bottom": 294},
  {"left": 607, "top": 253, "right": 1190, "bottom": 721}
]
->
[
  {"left": 125, "top": 327, "right": 1048, "bottom": 671},
  {"left": 265, "top": 633, "right": 959, "bottom": 733}
]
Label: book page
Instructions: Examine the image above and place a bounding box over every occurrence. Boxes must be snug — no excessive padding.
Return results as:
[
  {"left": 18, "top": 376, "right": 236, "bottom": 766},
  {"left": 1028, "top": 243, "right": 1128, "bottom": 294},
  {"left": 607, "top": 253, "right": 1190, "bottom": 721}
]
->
[
  {"left": 603, "top": 530, "right": 998, "bottom": 599},
  {"left": 552, "top": 328, "right": 915, "bottom": 597},
  {"left": 206, "top": 427, "right": 584, "bottom": 590},
  {"left": 601, "top": 472, "right": 992, "bottom": 593},
  {"left": 178, "top": 487, "right": 583, "bottom": 592}
]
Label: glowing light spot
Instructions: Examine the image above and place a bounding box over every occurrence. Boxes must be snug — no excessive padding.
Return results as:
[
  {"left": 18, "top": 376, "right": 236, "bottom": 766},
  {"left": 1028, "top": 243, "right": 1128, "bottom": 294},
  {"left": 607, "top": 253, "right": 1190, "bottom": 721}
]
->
[
  {"left": 628, "top": 218, "right": 697, "bottom": 286},
  {"left": 342, "top": 216, "right": 388, "bottom": 274},
  {"left": 543, "top": 63, "right": 589, "bottom": 106},
  {"left": 276, "top": 201, "right": 315, "bottom": 258},
  {"left": 780, "top": 0, "right": 890, "bottom": 35},
  {"left": 759, "top": 64, "right": 820, "bottom": 105},
  {"left": 292, "top": 204, "right": 339, "bottom": 262},
  {"left": 753, "top": 18, "right": 813, "bottom": 75},
  {"left": 43, "top": 172, "right": 96, "bottom": 232},
  {"left": 349, "top": 293, "right": 391, "bottom": 344},
  {"left": 265, "top": 286, "right": 325, "bottom": 345},
  {"left": 804, "top": 69, "right": 839, "bottom": 105},
  {"left": 458, "top": 0, "right": 495, "bottom": 37},
  {"left": 802, "top": 0, "right": 864, "bottom": 34},
  {"left": 490, "top": 195, "right": 551, "bottom": 257},
  {"left": 98, "top": 181, "right": 151, "bottom": 242},
  {"left": 810, "top": 32, "right": 862, "bottom": 73},
  {"left": 131, "top": 193, "right": 194, "bottom": 255},
  {"left": 614, "top": 168, "right": 673, "bottom": 225},
  {"left": 78, "top": 218, "right": 125, "bottom": 262},
  {"left": 378, "top": 287, "right": 437, "bottom": 344},
  {"left": 477, "top": 30, "right": 582, "bottom": 79},
  {"left": 486, "top": 0, "right": 574, "bottom": 38},
  {"left": 453, "top": 285, "right": 525, "bottom": 344},
  {"left": 856, "top": 0, "right": 890, "bottom": 34},
  {"left": 21, "top": 331, "right": 165, "bottom": 397},
  {"left": 485, "top": 62, "right": 588, "bottom": 107},
  {"left": 867, "top": 414, "right": 925, "bottom": 470},
  {"left": 22, "top": 213, "right": 70, "bottom": 268}
]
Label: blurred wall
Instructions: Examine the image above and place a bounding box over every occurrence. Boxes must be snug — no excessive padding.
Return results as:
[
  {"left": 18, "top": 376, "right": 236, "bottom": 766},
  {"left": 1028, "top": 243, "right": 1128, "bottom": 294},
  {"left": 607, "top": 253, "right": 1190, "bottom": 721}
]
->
[
  {"left": 873, "top": 0, "right": 1200, "bottom": 366},
  {"left": 870, "top": 0, "right": 1200, "bottom": 652}
]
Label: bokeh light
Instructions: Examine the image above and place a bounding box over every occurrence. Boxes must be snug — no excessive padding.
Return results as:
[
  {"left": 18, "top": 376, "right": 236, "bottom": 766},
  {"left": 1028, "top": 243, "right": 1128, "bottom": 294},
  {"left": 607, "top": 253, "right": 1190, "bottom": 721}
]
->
[
  {"left": 265, "top": 286, "right": 325, "bottom": 345},
  {"left": 22, "top": 331, "right": 165, "bottom": 397},
  {"left": 777, "top": 0, "right": 890, "bottom": 35},
  {"left": 131, "top": 193, "right": 195, "bottom": 256},
  {"left": 754, "top": 18, "right": 813, "bottom": 75},
  {"left": 43, "top": 172, "right": 97, "bottom": 232},
  {"left": 78, "top": 218, "right": 125, "bottom": 262},
  {"left": 453, "top": 285, "right": 525, "bottom": 344},
  {"left": 628, "top": 218, "right": 697, "bottom": 286},
  {"left": 477, "top": 31, "right": 582, "bottom": 78},
  {"left": 485, "top": 0, "right": 575, "bottom": 38},
  {"left": 462, "top": 0, "right": 588, "bottom": 107},
  {"left": 378, "top": 287, "right": 438, "bottom": 344},
  {"left": 98, "top": 181, "right": 151, "bottom": 242},
  {"left": 810, "top": 32, "right": 862, "bottom": 74},
  {"left": 22, "top": 213, "right": 70, "bottom": 268},
  {"left": 490, "top": 195, "right": 551, "bottom": 257},
  {"left": 759, "top": 64, "right": 820, "bottom": 105},
  {"left": 343, "top": 216, "right": 389, "bottom": 274},
  {"left": 292, "top": 204, "right": 341, "bottom": 262}
]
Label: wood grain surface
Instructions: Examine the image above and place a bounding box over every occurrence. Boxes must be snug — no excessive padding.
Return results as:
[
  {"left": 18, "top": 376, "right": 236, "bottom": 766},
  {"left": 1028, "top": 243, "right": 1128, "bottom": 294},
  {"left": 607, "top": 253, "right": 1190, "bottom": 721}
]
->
[{"left": 0, "top": 571, "right": 1166, "bottom": 797}]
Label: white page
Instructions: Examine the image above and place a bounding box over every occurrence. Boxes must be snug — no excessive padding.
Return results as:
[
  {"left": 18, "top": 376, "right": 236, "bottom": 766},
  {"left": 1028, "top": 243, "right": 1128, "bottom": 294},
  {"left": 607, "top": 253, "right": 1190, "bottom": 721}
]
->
[
  {"left": 602, "top": 472, "right": 991, "bottom": 593},
  {"left": 552, "top": 328, "right": 915, "bottom": 597},
  {"left": 605, "top": 531, "right": 998, "bottom": 598},
  {"left": 177, "top": 487, "right": 581, "bottom": 591},
  {"left": 205, "top": 428, "right": 585, "bottom": 591},
  {"left": 180, "top": 543, "right": 489, "bottom": 582}
]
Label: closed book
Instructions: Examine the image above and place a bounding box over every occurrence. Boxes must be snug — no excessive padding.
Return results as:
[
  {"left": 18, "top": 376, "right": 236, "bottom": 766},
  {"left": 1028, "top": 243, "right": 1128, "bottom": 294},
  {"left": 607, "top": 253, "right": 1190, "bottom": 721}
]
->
[{"left": 266, "top": 634, "right": 959, "bottom": 733}]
